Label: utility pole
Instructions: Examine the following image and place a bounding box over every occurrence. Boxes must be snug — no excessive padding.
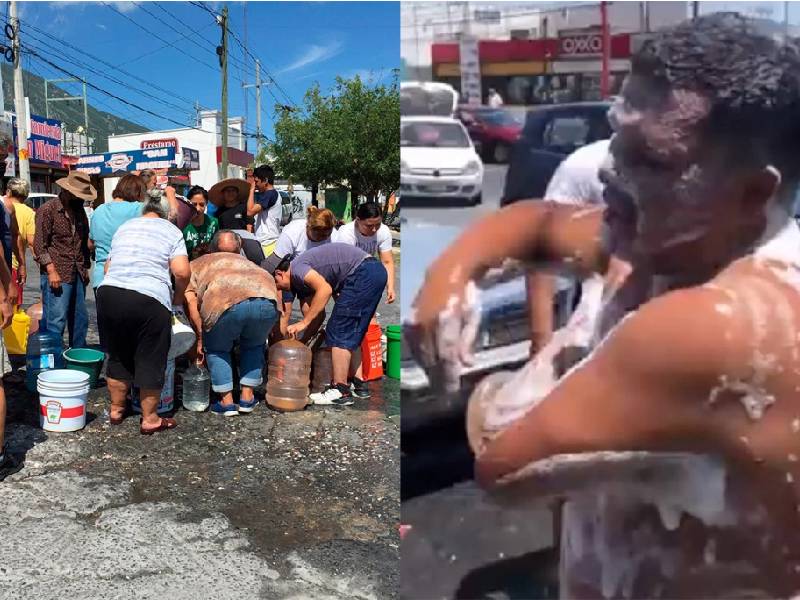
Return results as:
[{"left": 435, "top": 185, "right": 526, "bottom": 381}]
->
[
  {"left": 785, "top": 1, "right": 790, "bottom": 44},
  {"left": 242, "top": 59, "right": 262, "bottom": 153},
  {"left": 692, "top": 1, "right": 699, "bottom": 20},
  {"left": 10, "top": 1, "right": 28, "bottom": 183},
  {"left": 600, "top": 1, "right": 610, "bottom": 99},
  {"left": 217, "top": 6, "right": 229, "bottom": 180}
]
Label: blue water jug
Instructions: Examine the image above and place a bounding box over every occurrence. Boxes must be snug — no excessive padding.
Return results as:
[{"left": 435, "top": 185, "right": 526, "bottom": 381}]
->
[{"left": 25, "top": 326, "right": 65, "bottom": 393}]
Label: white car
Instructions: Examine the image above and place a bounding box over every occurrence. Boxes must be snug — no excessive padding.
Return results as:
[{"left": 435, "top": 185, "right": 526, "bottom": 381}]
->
[{"left": 400, "top": 116, "right": 484, "bottom": 205}]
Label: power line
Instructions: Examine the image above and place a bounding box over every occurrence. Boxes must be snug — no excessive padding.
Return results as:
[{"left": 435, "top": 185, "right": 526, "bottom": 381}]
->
[
  {"left": 187, "top": 0, "right": 298, "bottom": 109},
  {"left": 21, "top": 26, "right": 197, "bottom": 123},
  {"left": 102, "top": 1, "right": 221, "bottom": 75},
  {"left": 20, "top": 19, "right": 208, "bottom": 112},
  {"left": 23, "top": 45, "right": 272, "bottom": 143},
  {"left": 127, "top": 20, "right": 217, "bottom": 65}
]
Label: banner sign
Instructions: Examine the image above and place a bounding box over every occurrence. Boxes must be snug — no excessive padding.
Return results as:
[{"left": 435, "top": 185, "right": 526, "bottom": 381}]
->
[
  {"left": 75, "top": 147, "right": 176, "bottom": 176},
  {"left": 459, "top": 35, "right": 482, "bottom": 106},
  {"left": 141, "top": 137, "right": 179, "bottom": 151},
  {"left": 181, "top": 147, "right": 199, "bottom": 170},
  {"left": 13, "top": 113, "right": 62, "bottom": 166}
]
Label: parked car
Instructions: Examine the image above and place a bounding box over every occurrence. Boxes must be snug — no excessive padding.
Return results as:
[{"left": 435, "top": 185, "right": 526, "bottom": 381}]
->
[
  {"left": 502, "top": 102, "right": 612, "bottom": 206},
  {"left": 400, "top": 116, "right": 483, "bottom": 206},
  {"left": 24, "top": 192, "right": 58, "bottom": 211},
  {"left": 456, "top": 105, "right": 523, "bottom": 164}
]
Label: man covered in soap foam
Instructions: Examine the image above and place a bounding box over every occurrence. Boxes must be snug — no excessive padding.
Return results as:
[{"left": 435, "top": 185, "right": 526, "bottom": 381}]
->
[{"left": 409, "top": 12, "right": 800, "bottom": 598}]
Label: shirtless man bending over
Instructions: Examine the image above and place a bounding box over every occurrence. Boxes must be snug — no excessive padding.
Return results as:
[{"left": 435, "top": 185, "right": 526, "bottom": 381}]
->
[{"left": 410, "top": 13, "right": 800, "bottom": 598}]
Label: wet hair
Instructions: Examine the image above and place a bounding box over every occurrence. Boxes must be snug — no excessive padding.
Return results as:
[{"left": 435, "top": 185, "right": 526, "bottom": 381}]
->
[
  {"left": 187, "top": 185, "right": 208, "bottom": 202},
  {"left": 632, "top": 13, "right": 800, "bottom": 189},
  {"left": 275, "top": 256, "right": 291, "bottom": 273},
  {"left": 355, "top": 202, "right": 382, "bottom": 220},
  {"left": 112, "top": 174, "right": 146, "bottom": 202},
  {"left": 306, "top": 206, "right": 336, "bottom": 231},
  {"left": 5, "top": 177, "right": 28, "bottom": 201},
  {"left": 210, "top": 229, "right": 242, "bottom": 253},
  {"left": 253, "top": 165, "right": 274, "bottom": 185}
]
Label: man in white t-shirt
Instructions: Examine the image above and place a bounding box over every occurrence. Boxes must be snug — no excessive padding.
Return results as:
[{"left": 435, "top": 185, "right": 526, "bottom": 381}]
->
[
  {"left": 247, "top": 165, "right": 283, "bottom": 256},
  {"left": 527, "top": 139, "right": 610, "bottom": 355}
]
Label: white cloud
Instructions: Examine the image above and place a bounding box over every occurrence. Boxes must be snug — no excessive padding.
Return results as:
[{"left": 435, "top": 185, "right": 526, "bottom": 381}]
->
[
  {"left": 278, "top": 41, "right": 343, "bottom": 74},
  {"left": 96, "top": 23, "right": 107, "bottom": 30},
  {"left": 295, "top": 71, "right": 323, "bottom": 82},
  {"left": 111, "top": 1, "right": 138, "bottom": 13}
]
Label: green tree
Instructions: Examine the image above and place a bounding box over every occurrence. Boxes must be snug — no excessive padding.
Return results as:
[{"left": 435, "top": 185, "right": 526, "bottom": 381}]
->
[{"left": 263, "top": 72, "right": 399, "bottom": 209}]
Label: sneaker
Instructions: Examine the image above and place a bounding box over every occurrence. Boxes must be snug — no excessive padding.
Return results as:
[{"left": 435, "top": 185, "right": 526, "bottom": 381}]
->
[
  {"left": 309, "top": 384, "right": 354, "bottom": 407},
  {"left": 238, "top": 398, "right": 258, "bottom": 414},
  {"left": 350, "top": 377, "right": 371, "bottom": 399},
  {"left": 211, "top": 402, "right": 239, "bottom": 417}
]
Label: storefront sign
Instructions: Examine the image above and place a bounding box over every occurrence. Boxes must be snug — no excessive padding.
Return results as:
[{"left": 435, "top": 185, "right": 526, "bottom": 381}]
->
[
  {"left": 75, "top": 147, "right": 176, "bottom": 176},
  {"left": 559, "top": 31, "right": 604, "bottom": 58},
  {"left": 181, "top": 147, "right": 200, "bottom": 170},
  {"left": 459, "top": 35, "right": 482, "bottom": 106},
  {"left": 141, "top": 137, "right": 179, "bottom": 151},
  {"left": 13, "top": 113, "right": 62, "bottom": 166}
]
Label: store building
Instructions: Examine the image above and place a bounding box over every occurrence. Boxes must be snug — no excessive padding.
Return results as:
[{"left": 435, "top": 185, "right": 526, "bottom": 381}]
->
[
  {"left": 100, "top": 110, "right": 252, "bottom": 203},
  {"left": 431, "top": 30, "right": 634, "bottom": 104}
]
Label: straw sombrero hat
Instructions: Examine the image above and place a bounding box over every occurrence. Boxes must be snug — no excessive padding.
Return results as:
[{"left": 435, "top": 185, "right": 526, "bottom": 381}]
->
[
  {"left": 56, "top": 171, "right": 97, "bottom": 201},
  {"left": 208, "top": 178, "right": 250, "bottom": 207}
]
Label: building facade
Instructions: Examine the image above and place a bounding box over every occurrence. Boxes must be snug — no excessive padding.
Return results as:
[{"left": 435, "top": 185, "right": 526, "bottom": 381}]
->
[{"left": 102, "top": 110, "right": 252, "bottom": 203}]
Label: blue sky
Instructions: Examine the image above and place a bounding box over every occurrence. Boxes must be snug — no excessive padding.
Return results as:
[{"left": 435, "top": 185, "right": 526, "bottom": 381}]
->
[{"left": 16, "top": 1, "right": 399, "bottom": 145}]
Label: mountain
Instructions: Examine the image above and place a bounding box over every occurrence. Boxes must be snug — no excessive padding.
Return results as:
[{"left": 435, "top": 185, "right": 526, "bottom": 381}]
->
[{"left": 0, "top": 63, "right": 149, "bottom": 154}]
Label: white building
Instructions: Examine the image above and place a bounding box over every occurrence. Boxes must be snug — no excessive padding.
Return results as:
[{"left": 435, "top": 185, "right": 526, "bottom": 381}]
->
[{"left": 103, "top": 110, "right": 252, "bottom": 203}]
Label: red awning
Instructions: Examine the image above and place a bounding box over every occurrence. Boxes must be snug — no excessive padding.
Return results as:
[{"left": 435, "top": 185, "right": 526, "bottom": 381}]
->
[{"left": 216, "top": 146, "right": 254, "bottom": 168}]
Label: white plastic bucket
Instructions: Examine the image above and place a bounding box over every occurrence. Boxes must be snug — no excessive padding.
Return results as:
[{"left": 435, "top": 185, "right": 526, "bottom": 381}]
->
[
  {"left": 37, "top": 369, "right": 90, "bottom": 432},
  {"left": 131, "top": 358, "right": 175, "bottom": 415},
  {"left": 169, "top": 314, "right": 196, "bottom": 360}
]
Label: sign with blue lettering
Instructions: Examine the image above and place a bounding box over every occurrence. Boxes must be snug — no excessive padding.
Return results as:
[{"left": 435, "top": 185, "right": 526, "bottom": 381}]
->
[{"left": 75, "top": 147, "right": 176, "bottom": 176}]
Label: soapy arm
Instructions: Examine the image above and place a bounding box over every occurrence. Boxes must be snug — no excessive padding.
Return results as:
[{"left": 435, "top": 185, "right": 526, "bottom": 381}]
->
[
  {"left": 475, "top": 287, "right": 748, "bottom": 489},
  {"left": 408, "top": 202, "right": 607, "bottom": 386},
  {"left": 287, "top": 270, "right": 331, "bottom": 338}
]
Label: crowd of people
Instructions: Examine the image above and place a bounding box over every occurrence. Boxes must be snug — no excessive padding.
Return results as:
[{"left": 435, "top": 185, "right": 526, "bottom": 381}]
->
[
  {"left": 0, "top": 163, "right": 395, "bottom": 472},
  {"left": 410, "top": 12, "right": 800, "bottom": 598}
]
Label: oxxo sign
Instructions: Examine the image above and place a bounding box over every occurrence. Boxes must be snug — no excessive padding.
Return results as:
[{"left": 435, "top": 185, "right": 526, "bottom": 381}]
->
[
  {"left": 141, "top": 138, "right": 179, "bottom": 151},
  {"left": 559, "top": 32, "right": 604, "bottom": 58}
]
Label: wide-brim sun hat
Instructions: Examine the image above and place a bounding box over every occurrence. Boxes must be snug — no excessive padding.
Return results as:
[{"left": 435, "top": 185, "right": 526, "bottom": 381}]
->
[
  {"left": 208, "top": 178, "right": 250, "bottom": 207},
  {"left": 56, "top": 171, "right": 97, "bottom": 202}
]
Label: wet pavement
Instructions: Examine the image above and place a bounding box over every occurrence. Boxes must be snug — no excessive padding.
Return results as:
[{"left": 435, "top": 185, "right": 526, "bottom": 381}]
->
[{"left": 0, "top": 253, "right": 400, "bottom": 599}]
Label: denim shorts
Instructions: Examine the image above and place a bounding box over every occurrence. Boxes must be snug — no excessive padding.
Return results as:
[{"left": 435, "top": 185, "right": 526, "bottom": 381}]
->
[{"left": 326, "top": 258, "right": 387, "bottom": 351}]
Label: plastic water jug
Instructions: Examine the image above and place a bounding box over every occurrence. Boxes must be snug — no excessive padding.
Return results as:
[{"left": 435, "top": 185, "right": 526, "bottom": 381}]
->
[
  {"left": 311, "top": 346, "right": 333, "bottom": 393},
  {"left": 267, "top": 339, "right": 312, "bottom": 412},
  {"left": 26, "top": 302, "right": 43, "bottom": 334},
  {"left": 182, "top": 363, "right": 210, "bottom": 412},
  {"left": 3, "top": 308, "right": 30, "bottom": 355},
  {"left": 25, "top": 328, "right": 65, "bottom": 393}
]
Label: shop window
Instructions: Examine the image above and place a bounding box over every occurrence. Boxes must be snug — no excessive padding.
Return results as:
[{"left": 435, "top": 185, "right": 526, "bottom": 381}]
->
[{"left": 543, "top": 116, "right": 591, "bottom": 150}]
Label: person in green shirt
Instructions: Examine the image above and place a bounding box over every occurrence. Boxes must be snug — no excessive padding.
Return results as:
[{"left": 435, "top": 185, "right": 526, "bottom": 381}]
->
[{"left": 183, "top": 186, "right": 219, "bottom": 260}]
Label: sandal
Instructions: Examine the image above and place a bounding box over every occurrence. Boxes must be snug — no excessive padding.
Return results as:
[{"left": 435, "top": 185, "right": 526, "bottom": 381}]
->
[
  {"left": 109, "top": 413, "right": 125, "bottom": 426},
  {"left": 140, "top": 417, "right": 177, "bottom": 435}
]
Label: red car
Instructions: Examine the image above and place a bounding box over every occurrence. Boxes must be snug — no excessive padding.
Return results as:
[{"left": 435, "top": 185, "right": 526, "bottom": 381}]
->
[{"left": 456, "top": 105, "right": 523, "bottom": 164}]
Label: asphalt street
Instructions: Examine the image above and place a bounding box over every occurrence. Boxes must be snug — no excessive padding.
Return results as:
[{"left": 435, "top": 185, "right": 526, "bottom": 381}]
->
[
  {"left": 400, "top": 163, "right": 558, "bottom": 599},
  {"left": 0, "top": 251, "right": 401, "bottom": 599}
]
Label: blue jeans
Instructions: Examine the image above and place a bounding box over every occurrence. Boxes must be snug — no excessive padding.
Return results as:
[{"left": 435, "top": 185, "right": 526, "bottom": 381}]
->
[
  {"left": 203, "top": 298, "right": 278, "bottom": 393},
  {"left": 326, "top": 258, "right": 387, "bottom": 350},
  {"left": 40, "top": 273, "right": 88, "bottom": 349}
]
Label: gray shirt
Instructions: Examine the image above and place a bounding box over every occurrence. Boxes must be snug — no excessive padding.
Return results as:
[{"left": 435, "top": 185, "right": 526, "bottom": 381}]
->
[{"left": 290, "top": 243, "right": 369, "bottom": 296}]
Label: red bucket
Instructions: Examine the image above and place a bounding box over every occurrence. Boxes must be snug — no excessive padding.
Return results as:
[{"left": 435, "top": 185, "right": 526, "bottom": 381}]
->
[{"left": 360, "top": 322, "right": 384, "bottom": 381}]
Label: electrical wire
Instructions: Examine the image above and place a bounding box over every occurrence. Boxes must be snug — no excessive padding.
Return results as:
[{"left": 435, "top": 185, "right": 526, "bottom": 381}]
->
[
  {"left": 20, "top": 20, "right": 208, "bottom": 111},
  {"left": 21, "top": 25, "right": 198, "bottom": 122}
]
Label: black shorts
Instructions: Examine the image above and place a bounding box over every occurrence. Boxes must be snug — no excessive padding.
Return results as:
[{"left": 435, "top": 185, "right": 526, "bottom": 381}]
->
[{"left": 97, "top": 286, "right": 172, "bottom": 390}]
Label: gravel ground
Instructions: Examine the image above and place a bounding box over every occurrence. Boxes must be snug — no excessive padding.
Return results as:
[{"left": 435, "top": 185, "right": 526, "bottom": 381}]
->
[{"left": 0, "top": 253, "right": 400, "bottom": 599}]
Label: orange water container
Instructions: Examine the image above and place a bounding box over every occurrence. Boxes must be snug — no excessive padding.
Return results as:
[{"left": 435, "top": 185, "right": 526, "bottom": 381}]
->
[
  {"left": 360, "top": 322, "right": 384, "bottom": 381},
  {"left": 266, "top": 339, "right": 312, "bottom": 412}
]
